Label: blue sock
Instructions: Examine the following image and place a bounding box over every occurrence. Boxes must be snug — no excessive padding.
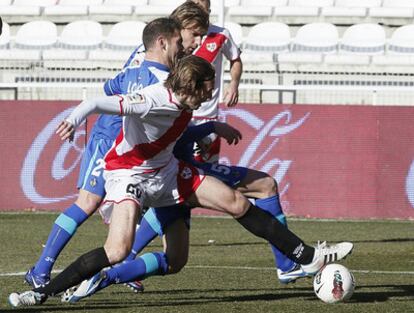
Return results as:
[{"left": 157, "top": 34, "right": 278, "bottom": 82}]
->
[
  {"left": 126, "top": 208, "right": 162, "bottom": 260},
  {"left": 256, "top": 195, "right": 296, "bottom": 272},
  {"left": 102, "top": 252, "right": 169, "bottom": 288},
  {"left": 33, "top": 204, "right": 89, "bottom": 276}
]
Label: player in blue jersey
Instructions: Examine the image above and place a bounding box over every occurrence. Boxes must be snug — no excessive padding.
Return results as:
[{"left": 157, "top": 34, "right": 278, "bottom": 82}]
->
[{"left": 24, "top": 12, "right": 209, "bottom": 289}]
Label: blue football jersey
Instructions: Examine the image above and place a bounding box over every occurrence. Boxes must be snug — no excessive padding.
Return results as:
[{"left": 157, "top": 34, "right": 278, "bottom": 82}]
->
[{"left": 90, "top": 59, "right": 169, "bottom": 140}]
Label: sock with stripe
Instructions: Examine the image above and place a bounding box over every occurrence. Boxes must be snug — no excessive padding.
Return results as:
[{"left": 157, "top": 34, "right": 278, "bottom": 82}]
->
[
  {"left": 100, "top": 252, "right": 169, "bottom": 288},
  {"left": 33, "top": 204, "right": 89, "bottom": 276},
  {"left": 236, "top": 204, "right": 315, "bottom": 265},
  {"left": 35, "top": 247, "right": 110, "bottom": 297},
  {"left": 256, "top": 195, "right": 296, "bottom": 272},
  {"left": 125, "top": 208, "right": 161, "bottom": 260}
]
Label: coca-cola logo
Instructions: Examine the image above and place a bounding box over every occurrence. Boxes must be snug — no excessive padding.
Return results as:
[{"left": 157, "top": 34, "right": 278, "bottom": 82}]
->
[
  {"left": 219, "top": 108, "right": 310, "bottom": 198},
  {"left": 20, "top": 107, "right": 84, "bottom": 204}
]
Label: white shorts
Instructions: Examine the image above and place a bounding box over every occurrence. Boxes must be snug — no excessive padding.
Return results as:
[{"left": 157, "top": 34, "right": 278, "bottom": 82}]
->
[{"left": 99, "top": 158, "right": 205, "bottom": 224}]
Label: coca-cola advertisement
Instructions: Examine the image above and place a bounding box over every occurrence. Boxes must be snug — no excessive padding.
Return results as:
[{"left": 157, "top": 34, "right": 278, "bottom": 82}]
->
[{"left": 1, "top": 100, "right": 414, "bottom": 219}]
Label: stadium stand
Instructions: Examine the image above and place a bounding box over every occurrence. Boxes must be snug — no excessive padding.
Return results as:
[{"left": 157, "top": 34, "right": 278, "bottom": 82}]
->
[{"left": 1, "top": 1, "right": 414, "bottom": 104}]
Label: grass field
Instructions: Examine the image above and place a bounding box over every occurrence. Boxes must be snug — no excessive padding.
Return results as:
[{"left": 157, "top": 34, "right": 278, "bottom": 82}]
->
[{"left": 0, "top": 213, "right": 413, "bottom": 313}]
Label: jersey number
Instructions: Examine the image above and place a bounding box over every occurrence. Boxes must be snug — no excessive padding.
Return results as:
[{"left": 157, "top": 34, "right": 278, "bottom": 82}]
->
[
  {"left": 210, "top": 164, "right": 231, "bottom": 175},
  {"left": 91, "top": 159, "right": 105, "bottom": 177}
]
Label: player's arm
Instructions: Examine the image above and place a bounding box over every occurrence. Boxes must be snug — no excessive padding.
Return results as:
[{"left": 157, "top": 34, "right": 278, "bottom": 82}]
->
[
  {"left": 56, "top": 94, "right": 150, "bottom": 141},
  {"left": 222, "top": 28, "right": 243, "bottom": 107},
  {"left": 176, "top": 121, "right": 242, "bottom": 149},
  {"left": 223, "top": 57, "right": 242, "bottom": 107}
]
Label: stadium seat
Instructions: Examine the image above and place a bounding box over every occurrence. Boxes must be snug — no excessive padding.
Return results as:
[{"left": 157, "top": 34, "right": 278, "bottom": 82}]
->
[
  {"left": 44, "top": 0, "right": 102, "bottom": 16},
  {"left": 339, "top": 23, "right": 386, "bottom": 55},
  {"left": 89, "top": 0, "right": 147, "bottom": 15},
  {"left": 0, "top": 21, "right": 10, "bottom": 48},
  {"left": 15, "top": 21, "right": 57, "bottom": 49},
  {"left": 275, "top": 0, "right": 333, "bottom": 17},
  {"left": 321, "top": 0, "right": 380, "bottom": 17},
  {"left": 228, "top": 0, "right": 273, "bottom": 18},
  {"left": 370, "top": 0, "right": 414, "bottom": 18},
  {"left": 0, "top": 0, "right": 50, "bottom": 16},
  {"left": 292, "top": 23, "right": 338, "bottom": 53},
  {"left": 43, "top": 20, "right": 103, "bottom": 60},
  {"left": 105, "top": 21, "right": 146, "bottom": 50},
  {"left": 224, "top": 21, "right": 243, "bottom": 47},
  {"left": 387, "top": 24, "right": 414, "bottom": 54},
  {"left": 0, "top": 0, "right": 11, "bottom": 4},
  {"left": 134, "top": 0, "right": 184, "bottom": 17},
  {"left": 244, "top": 22, "right": 290, "bottom": 53}
]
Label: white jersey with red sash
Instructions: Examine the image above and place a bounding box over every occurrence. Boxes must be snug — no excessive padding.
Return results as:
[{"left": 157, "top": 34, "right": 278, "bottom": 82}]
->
[{"left": 193, "top": 24, "right": 241, "bottom": 120}]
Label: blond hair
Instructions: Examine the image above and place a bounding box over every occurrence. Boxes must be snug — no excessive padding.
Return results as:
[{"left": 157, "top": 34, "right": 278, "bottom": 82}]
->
[
  {"left": 170, "top": 1, "right": 209, "bottom": 34},
  {"left": 165, "top": 55, "right": 215, "bottom": 94}
]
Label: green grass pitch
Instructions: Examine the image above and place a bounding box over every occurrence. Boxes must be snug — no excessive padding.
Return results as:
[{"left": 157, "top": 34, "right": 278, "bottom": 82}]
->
[{"left": 0, "top": 213, "right": 413, "bottom": 313}]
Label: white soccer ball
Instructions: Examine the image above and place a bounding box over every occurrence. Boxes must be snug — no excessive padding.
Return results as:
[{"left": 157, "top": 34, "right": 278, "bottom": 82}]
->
[{"left": 313, "top": 263, "right": 355, "bottom": 304}]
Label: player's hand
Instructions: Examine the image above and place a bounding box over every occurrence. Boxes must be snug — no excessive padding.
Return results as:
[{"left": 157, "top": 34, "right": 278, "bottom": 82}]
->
[
  {"left": 223, "top": 82, "right": 239, "bottom": 107},
  {"left": 214, "top": 122, "right": 242, "bottom": 145},
  {"left": 56, "top": 120, "right": 75, "bottom": 142}
]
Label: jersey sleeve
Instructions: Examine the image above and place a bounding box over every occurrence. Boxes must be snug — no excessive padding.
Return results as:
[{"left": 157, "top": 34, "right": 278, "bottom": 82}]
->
[
  {"left": 66, "top": 93, "right": 152, "bottom": 128},
  {"left": 222, "top": 28, "right": 241, "bottom": 61},
  {"left": 104, "top": 70, "right": 127, "bottom": 96}
]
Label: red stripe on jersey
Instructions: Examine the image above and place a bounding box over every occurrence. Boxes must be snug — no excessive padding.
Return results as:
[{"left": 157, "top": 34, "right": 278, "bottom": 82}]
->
[
  {"left": 195, "top": 32, "right": 227, "bottom": 63},
  {"left": 177, "top": 160, "right": 205, "bottom": 202},
  {"left": 105, "top": 110, "right": 192, "bottom": 170},
  {"left": 116, "top": 95, "right": 124, "bottom": 115}
]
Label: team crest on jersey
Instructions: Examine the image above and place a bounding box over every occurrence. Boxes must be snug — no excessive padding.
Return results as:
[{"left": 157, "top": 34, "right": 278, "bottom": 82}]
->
[
  {"left": 89, "top": 178, "right": 97, "bottom": 187},
  {"left": 206, "top": 42, "right": 217, "bottom": 52},
  {"left": 181, "top": 167, "right": 193, "bottom": 179},
  {"left": 126, "top": 93, "right": 145, "bottom": 105}
]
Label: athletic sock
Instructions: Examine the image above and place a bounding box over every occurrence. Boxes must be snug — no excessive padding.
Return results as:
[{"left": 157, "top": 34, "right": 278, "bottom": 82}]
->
[
  {"left": 35, "top": 247, "right": 110, "bottom": 297},
  {"left": 33, "top": 204, "right": 89, "bottom": 276},
  {"left": 102, "top": 252, "right": 169, "bottom": 288},
  {"left": 125, "top": 209, "right": 160, "bottom": 260},
  {"left": 256, "top": 196, "right": 296, "bottom": 272},
  {"left": 236, "top": 204, "right": 314, "bottom": 265}
]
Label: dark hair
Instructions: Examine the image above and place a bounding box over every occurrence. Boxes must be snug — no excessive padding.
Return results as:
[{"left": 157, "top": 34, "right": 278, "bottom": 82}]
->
[
  {"left": 165, "top": 55, "right": 215, "bottom": 94},
  {"left": 170, "top": 1, "right": 209, "bottom": 34},
  {"left": 142, "top": 17, "right": 181, "bottom": 50}
]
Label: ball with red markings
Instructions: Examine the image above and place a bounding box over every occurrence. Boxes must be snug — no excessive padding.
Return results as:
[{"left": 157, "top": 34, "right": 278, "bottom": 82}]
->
[{"left": 313, "top": 263, "right": 355, "bottom": 304}]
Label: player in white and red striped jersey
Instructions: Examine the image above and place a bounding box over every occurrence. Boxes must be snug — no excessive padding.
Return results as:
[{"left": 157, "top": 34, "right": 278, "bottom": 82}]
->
[{"left": 190, "top": 0, "right": 242, "bottom": 163}]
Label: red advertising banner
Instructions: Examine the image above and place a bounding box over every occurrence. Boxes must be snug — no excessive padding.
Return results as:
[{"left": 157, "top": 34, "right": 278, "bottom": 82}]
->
[{"left": 1, "top": 100, "right": 413, "bottom": 219}]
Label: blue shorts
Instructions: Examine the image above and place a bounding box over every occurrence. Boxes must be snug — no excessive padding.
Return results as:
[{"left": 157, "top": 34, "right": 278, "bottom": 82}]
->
[
  {"left": 77, "top": 134, "right": 114, "bottom": 197},
  {"left": 149, "top": 164, "right": 248, "bottom": 235}
]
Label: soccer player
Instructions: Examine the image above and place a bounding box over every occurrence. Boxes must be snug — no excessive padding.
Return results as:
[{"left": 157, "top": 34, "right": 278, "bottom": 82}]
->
[
  {"left": 9, "top": 55, "right": 353, "bottom": 307},
  {"left": 191, "top": 0, "right": 242, "bottom": 163},
  {"left": 24, "top": 11, "right": 208, "bottom": 289}
]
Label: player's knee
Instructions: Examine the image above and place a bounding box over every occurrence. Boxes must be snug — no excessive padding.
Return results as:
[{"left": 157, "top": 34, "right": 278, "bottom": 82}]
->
[
  {"left": 104, "top": 244, "right": 130, "bottom": 264},
  {"left": 260, "top": 175, "right": 278, "bottom": 197},
  {"left": 75, "top": 191, "right": 102, "bottom": 215},
  {"left": 167, "top": 254, "right": 188, "bottom": 274},
  {"left": 226, "top": 190, "right": 250, "bottom": 218}
]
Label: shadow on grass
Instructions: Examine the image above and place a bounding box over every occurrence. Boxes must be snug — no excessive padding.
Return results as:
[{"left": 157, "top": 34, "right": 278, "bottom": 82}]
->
[
  {"left": 348, "top": 284, "right": 414, "bottom": 303},
  {"left": 2, "top": 284, "right": 412, "bottom": 311}
]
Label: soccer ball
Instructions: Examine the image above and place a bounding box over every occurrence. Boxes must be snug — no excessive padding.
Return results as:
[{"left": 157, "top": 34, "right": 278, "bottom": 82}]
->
[{"left": 313, "top": 263, "right": 355, "bottom": 304}]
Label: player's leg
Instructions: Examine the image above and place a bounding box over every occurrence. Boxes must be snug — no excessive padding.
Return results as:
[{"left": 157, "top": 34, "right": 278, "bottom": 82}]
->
[
  {"left": 200, "top": 163, "right": 296, "bottom": 273},
  {"left": 62, "top": 208, "right": 190, "bottom": 303},
  {"left": 9, "top": 199, "right": 139, "bottom": 307},
  {"left": 235, "top": 168, "right": 299, "bottom": 282},
  {"left": 188, "top": 175, "right": 353, "bottom": 271},
  {"left": 26, "top": 137, "right": 110, "bottom": 288}
]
